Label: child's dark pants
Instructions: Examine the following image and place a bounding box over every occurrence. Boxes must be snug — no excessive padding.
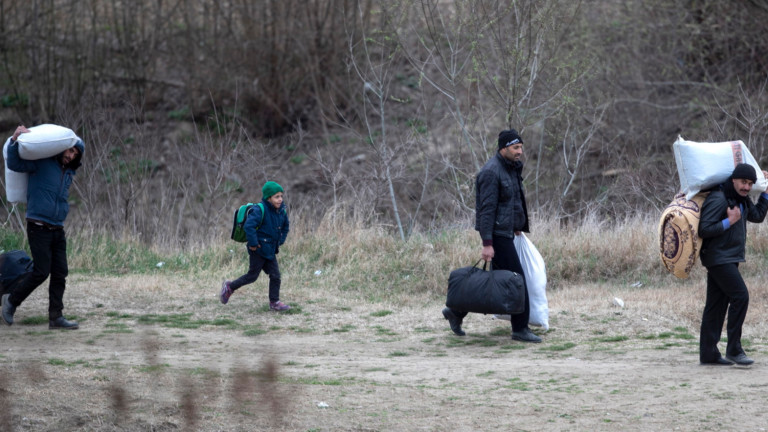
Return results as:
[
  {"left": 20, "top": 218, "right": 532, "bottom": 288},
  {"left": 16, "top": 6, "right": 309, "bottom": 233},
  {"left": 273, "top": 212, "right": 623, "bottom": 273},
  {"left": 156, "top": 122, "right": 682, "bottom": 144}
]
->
[{"left": 230, "top": 248, "right": 281, "bottom": 302}]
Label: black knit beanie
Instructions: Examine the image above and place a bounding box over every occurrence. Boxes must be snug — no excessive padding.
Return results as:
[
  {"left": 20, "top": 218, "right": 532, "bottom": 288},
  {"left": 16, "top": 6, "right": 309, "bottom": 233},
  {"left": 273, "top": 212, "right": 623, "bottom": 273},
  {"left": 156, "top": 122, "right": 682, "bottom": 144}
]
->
[
  {"left": 498, "top": 129, "right": 523, "bottom": 150},
  {"left": 731, "top": 163, "right": 757, "bottom": 182}
]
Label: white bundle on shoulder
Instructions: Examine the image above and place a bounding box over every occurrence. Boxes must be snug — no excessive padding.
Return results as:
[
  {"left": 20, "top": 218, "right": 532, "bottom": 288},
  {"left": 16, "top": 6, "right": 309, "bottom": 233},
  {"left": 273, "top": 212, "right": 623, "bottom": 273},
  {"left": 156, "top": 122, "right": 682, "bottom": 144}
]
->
[
  {"left": 674, "top": 136, "right": 767, "bottom": 200},
  {"left": 3, "top": 124, "right": 81, "bottom": 203},
  {"left": 3, "top": 138, "right": 27, "bottom": 203},
  {"left": 17, "top": 124, "right": 81, "bottom": 160}
]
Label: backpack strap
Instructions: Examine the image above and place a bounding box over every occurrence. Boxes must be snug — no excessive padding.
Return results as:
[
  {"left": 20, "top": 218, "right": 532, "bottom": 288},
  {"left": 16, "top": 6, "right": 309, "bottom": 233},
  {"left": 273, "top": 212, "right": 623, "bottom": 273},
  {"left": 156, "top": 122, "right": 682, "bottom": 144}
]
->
[{"left": 249, "top": 202, "right": 266, "bottom": 229}]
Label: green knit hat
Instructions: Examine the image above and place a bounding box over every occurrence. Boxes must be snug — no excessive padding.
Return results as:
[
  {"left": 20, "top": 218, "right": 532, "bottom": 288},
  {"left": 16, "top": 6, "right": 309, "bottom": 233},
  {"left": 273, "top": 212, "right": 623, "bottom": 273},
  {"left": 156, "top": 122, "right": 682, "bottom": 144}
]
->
[{"left": 262, "top": 181, "right": 284, "bottom": 199}]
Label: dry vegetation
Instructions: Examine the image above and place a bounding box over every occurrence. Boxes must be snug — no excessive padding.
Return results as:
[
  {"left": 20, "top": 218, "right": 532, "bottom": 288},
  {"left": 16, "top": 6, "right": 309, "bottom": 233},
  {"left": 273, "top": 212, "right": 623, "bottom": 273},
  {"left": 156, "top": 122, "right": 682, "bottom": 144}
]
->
[
  {"left": 2, "top": 217, "right": 768, "bottom": 430},
  {"left": 2, "top": 0, "right": 768, "bottom": 245},
  {"left": 3, "top": 1, "right": 768, "bottom": 430}
]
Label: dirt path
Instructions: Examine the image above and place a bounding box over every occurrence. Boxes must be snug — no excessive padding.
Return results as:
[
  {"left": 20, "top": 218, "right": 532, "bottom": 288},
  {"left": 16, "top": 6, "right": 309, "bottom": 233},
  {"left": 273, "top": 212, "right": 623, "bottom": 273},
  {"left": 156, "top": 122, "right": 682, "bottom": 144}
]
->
[{"left": 1, "top": 275, "right": 767, "bottom": 431}]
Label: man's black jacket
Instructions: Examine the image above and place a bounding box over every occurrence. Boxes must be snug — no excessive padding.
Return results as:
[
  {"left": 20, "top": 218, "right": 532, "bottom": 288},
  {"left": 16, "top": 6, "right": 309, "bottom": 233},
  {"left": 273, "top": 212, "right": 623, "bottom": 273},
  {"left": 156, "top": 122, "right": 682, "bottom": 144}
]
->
[
  {"left": 475, "top": 152, "right": 529, "bottom": 242},
  {"left": 699, "top": 185, "right": 768, "bottom": 267}
]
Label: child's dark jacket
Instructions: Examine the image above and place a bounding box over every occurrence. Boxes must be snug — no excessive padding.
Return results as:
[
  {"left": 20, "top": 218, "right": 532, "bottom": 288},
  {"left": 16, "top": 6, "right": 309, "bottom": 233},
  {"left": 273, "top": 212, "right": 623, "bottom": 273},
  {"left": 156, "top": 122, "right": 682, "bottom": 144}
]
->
[{"left": 245, "top": 199, "right": 289, "bottom": 260}]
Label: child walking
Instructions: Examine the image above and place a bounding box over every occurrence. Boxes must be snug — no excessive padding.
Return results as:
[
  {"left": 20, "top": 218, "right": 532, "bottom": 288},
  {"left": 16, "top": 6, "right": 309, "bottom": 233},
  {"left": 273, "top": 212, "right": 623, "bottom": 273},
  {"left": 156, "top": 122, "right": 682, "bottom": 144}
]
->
[{"left": 220, "top": 181, "right": 291, "bottom": 311}]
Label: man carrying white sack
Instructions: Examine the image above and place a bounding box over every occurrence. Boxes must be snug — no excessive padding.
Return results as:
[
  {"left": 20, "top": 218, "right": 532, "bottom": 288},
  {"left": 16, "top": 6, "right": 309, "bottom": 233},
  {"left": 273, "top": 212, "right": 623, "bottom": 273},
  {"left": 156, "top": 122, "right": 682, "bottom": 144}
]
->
[
  {"left": 2, "top": 125, "right": 84, "bottom": 330},
  {"left": 698, "top": 163, "right": 768, "bottom": 366}
]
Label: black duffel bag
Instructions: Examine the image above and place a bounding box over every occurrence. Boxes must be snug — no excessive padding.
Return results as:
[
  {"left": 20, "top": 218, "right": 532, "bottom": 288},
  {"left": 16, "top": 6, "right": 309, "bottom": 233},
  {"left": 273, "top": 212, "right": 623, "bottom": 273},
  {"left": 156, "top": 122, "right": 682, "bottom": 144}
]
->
[
  {"left": 446, "top": 260, "right": 525, "bottom": 315},
  {"left": 0, "top": 249, "right": 33, "bottom": 295}
]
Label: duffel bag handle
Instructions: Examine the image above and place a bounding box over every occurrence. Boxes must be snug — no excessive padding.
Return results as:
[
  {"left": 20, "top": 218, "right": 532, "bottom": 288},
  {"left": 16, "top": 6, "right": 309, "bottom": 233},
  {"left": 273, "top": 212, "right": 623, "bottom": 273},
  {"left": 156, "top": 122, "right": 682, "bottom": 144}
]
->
[{"left": 473, "top": 259, "right": 492, "bottom": 271}]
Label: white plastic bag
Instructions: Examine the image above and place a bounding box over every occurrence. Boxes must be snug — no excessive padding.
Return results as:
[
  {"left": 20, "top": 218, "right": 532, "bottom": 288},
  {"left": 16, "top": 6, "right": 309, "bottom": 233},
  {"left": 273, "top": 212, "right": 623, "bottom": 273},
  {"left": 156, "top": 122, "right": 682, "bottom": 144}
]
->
[
  {"left": 514, "top": 233, "right": 549, "bottom": 330},
  {"left": 3, "top": 138, "right": 27, "bottom": 203},
  {"left": 673, "top": 136, "right": 767, "bottom": 200},
  {"left": 17, "top": 124, "right": 80, "bottom": 160}
]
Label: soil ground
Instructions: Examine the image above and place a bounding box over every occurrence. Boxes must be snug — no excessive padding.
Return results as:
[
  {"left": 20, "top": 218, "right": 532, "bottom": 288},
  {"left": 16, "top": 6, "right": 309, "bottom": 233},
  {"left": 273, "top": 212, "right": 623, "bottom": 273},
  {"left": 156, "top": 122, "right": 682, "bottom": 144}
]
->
[{"left": 1, "top": 273, "right": 768, "bottom": 432}]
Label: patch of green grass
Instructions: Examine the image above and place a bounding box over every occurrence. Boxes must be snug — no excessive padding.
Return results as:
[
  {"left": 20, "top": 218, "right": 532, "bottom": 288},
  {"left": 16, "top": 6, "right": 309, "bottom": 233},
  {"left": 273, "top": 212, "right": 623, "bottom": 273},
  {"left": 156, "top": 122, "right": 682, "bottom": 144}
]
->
[
  {"left": 47, "top": 358, "right": 100, "bottom": 368},
  {"left": 136, "top": 364, "right": 170, "bottom": 373},
  {"left": 137, "top": 313, "right": 211, "bottom": 329},
  {"left": 286, "top": 376, "right": 347, "bottom": 386},
  {"left": 186, "top": 367, "right": 218, "bottom": 377},
  {"left": 105, "top": 311, "right": 133, "bottom": 319},
  {"left": 19, "top": 316, "right": 48, "bottom": 325},
  {"left": 243, "top": 325, "right": 266, "bottom": 336},
  {"left": 103, "top": 322, "right": 133, "bottom": 334},
  {"left": 332, "top": 324, "right": 356, "bottom": 333},
  {"left": 540, "top": 342, "right": 577, "bottom": 352},
  {"left": 388, "top": 351, "right": 408, "bottom": 357},
  {"left": 168, "top": 106, "right": 191, "bottom": 120},
  {"left": 489, "top": 327, "right": 511, "bottom": 337},
  {"left": 445, "top": 335, "right": 499, "bottom": 348},
  {"left": 466, "top": 338, "right": 499, "bottom": 347},
  {"left": 370, "top": 310, "right": 393, "bottom": 317},
  {"left": 211, "top": 318, "right": 239, "bottom": 327},
  {"left": 372, "top": 325, "right": 397, "bottom": 336},
  {"left": 1, "top": 93, "right": 29, "bottom": 108},
  {"left": 363, "top": 367, "right": 388, "bottom": 372},
  {"left": 596, "top": 335, "right": 629, "bottom": 343},
  {"left": 503, "top": 377, "right": 530, "bottom": 391},
  {"left": 290, "top": 154, "right": 307, "bottom": 164}
]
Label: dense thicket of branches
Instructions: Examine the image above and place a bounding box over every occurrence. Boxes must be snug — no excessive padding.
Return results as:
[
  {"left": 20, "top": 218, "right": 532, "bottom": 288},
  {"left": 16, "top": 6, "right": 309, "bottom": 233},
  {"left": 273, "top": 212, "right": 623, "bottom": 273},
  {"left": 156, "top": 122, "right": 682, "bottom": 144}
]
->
[{"left": 1, "top": 0, "right": 767, "bottom": 244}]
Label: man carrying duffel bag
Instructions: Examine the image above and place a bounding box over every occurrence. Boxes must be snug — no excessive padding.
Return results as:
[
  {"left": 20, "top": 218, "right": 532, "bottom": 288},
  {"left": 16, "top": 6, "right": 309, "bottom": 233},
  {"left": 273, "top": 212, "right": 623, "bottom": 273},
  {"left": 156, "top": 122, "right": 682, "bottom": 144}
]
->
[{"left": 442, "top": 128, "right": 541, "bottom": 343}]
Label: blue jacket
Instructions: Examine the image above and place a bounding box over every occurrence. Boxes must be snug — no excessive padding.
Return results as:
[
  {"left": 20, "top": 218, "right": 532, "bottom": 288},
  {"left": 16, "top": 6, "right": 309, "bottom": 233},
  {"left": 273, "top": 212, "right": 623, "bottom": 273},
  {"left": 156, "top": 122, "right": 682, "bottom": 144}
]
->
[
  {"left": 245, "top": 198, "right": 289, "bottom": 260},
  {"left": 6, "top": 139, "right": 85, "bottom": 227}
]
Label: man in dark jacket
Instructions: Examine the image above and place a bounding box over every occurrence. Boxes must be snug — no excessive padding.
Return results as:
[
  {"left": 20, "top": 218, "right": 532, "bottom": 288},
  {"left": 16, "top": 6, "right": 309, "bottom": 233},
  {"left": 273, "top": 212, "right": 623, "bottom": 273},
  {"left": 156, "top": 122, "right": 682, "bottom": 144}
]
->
[
  {"left": 698, "top": 163, "right": 768, "bottom": 365},
  {"left": 442, "top": 129, "right": 541, "bottom": 343},
  {"left": 2, "top": 125, "right": 84, "bottom": 330}
]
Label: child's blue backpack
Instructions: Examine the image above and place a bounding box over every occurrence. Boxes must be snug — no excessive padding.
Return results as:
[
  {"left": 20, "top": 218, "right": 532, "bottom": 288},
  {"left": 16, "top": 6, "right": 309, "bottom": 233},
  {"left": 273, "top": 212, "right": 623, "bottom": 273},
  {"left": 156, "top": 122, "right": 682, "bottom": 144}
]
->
[{"left": 230, "top": 202, "right": 265, "bottom": 243}]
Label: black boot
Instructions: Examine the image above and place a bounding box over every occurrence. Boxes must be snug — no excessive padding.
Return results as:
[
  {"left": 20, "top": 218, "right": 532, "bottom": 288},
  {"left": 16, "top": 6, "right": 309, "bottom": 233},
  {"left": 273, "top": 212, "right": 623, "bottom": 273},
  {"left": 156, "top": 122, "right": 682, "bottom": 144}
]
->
[
  {"left": 442, "top": 308, "right": 465, "bottom": 336},
  {"left": 49, "top": 316, "right": 79, "bottom": 330},
  {"left": 1, "top": 294, "right": 16, "bottom": 326}
]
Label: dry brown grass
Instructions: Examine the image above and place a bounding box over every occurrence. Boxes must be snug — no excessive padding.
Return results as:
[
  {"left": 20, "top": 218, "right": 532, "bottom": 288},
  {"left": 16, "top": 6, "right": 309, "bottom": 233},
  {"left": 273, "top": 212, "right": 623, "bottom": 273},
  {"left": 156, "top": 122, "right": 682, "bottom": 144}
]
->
[{"left": 3, "top": 214, "right": 768, "bottom": 430}]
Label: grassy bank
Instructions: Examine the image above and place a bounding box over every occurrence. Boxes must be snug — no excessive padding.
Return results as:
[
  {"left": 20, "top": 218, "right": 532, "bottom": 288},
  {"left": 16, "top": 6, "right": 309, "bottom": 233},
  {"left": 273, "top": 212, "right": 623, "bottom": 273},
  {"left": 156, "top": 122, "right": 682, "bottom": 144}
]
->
[{"left": 6, "top": 212, "right": 768, "bottom": 299}]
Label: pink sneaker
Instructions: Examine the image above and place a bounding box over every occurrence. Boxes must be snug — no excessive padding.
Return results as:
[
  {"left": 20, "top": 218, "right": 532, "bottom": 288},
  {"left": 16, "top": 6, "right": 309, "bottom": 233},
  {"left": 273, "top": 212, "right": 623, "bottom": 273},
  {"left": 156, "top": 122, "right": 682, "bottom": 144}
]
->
[
  {"left": 220, "top": 281, "right": 233, "bottom": 304},
  {"left": 269, "top": 301, "right": 290, "bottom": 311}
]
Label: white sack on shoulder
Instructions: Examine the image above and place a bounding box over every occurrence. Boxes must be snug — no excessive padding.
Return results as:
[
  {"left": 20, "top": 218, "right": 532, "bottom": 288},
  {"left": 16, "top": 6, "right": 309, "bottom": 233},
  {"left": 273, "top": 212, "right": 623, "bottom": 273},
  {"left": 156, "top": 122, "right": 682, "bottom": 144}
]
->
[
  {"left": 673, "top": 136, "right": 767, "bottom": 200},
  {"left": 17, "top": 124, "right": 81, "bottom": 160},
  {"left": 514, "top": 233, "right": 549, "bottom": 330},
  {"left": 3, "top": 138, "right": 27, "bottom": 203}
]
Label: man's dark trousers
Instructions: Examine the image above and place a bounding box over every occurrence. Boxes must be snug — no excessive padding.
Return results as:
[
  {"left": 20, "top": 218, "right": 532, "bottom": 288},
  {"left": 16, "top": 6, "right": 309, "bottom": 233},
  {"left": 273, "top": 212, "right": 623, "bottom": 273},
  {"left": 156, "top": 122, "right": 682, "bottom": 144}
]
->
[
  {"left": 700, "top": 262, "right": 749, "bottom": 362},
  {"left": 8, "top": 222, "right": 68, "bottom": 320},
  {"left": 449, "top": 235, "right": 531, "bottom": 331}
]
